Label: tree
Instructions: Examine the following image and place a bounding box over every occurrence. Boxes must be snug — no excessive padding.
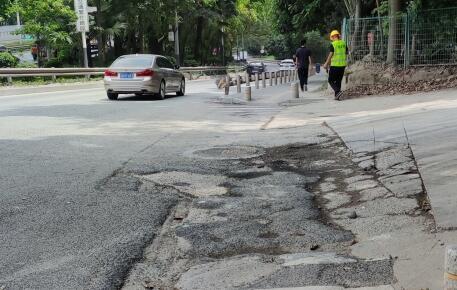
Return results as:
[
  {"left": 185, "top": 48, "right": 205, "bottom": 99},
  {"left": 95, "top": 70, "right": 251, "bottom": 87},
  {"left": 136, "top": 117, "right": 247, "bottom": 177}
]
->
[
  {"left": 0, "top": 0, "right": 12, "bottom": 21},
  {"left": 386, "top": 0, "right": 400, "bottom": 63},
  {"left": 8, "top": 0, "right": 77, "bottom": 67}
]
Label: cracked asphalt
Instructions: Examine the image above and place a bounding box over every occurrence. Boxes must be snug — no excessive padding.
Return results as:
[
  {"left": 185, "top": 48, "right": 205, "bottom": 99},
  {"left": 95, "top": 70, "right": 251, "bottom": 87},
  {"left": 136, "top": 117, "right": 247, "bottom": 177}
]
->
[{"left": 0, "top": 77, "right": 435, "bottom": 289}]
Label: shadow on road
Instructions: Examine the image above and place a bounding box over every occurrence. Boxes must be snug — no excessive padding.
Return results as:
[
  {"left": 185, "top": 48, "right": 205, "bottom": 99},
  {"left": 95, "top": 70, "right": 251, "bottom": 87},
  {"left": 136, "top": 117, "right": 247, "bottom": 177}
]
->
[{"left": 115, "top": 94, "right": 184, "bottom": 102}]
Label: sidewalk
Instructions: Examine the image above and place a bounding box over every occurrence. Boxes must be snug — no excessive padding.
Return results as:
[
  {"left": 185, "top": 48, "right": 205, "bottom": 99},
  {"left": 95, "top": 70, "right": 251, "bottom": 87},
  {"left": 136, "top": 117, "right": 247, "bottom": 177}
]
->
[{"left": 263, "top": 76, "right": 457, "bottom": 289}]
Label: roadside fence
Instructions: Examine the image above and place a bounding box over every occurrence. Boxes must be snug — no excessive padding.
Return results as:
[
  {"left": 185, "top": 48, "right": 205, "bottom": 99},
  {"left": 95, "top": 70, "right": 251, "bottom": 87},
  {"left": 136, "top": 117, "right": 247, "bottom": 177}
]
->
[
  {"left": 343, "top": 7, "right": 457, "bottom": 67},
  {"left": 0, "top": 66, "right": 237, "bottom": 84}
]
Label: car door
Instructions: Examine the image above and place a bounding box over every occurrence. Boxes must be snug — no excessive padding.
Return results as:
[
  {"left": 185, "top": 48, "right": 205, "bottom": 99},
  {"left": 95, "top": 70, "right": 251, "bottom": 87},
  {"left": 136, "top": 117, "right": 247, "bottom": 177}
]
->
[
  {"left": 163, "top": 58, "right": 180, "bottom": 89},
  {"left": 156, "top": 57, "right": 173, "bottom": 91}
]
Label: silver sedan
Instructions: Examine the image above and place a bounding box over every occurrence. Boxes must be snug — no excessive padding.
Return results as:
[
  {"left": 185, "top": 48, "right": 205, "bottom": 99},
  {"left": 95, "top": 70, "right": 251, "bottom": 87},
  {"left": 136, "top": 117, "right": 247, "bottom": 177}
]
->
[{"left": 104, "top": 54, "right": 185, "bottom": 100}]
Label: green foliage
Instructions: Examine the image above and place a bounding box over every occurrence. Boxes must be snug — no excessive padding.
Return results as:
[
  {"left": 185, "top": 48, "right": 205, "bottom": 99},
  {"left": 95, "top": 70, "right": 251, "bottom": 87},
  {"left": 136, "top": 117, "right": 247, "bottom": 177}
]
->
[
  {"left": 273, "top": 0, "right": 346, "bottom": 58},
  {"left": 9, "top": 0, "right": 76, "bottom": 43},
  {"left": 303, "top": 31, "right": 329, "bottom": 63},
  {"left": 16, "top": 62, "right": 37, "bottom": 68},
  {"left": 0, "top": 52, "right": 19, "bottom": 68},
  {"left": 0, "top": 0, "right": 12, "bottom": 20},
  {"left": 265, "top": 34, "right": 289, "bottom": 59}
]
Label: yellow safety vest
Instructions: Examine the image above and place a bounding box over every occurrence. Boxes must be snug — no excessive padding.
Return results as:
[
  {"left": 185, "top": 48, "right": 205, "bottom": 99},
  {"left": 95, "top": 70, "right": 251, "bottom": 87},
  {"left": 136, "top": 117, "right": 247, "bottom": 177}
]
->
[{"left": 331, "top": 40, "right": 347, "bottom": 67}]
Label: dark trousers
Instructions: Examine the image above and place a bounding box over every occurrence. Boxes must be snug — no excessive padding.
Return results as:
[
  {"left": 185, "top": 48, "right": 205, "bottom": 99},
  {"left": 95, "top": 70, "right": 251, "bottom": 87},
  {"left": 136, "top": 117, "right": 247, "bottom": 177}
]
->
[
  {"left": 328, "top": 66, "right": 345, "bottom": 96},
  {"left": 297, "top": 66, "right": 309, "bottom": 90}
]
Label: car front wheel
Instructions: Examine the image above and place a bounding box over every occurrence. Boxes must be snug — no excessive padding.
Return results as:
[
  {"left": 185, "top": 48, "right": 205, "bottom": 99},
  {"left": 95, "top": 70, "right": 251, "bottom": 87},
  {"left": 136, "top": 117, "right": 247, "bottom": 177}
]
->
[
  {"left": 107, "top": 92, "right": 118, "bottom": 100},
  {"left": 157, "top": 81, "right": 166, "bottom": 100},
  {"left": 176, "top": 79, "right": 185, "bottom": 96}
]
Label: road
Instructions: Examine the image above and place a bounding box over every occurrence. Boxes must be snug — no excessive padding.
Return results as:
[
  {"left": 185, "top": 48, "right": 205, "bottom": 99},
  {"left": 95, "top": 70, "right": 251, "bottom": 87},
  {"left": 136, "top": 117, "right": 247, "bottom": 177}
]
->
[
  {"left": 0, "top": 73, "right": 401, "bottom": 290},
  {"left": 6, "top": 68, "right": 455, "bottom": 289}
]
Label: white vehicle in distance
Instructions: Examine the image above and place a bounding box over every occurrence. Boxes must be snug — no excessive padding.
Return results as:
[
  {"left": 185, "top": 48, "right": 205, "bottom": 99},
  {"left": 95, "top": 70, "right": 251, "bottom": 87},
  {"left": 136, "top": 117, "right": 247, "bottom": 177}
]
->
[
  {"left": 104, "top": 54, "right": 185, "bottom": 100},
  {"left": 279, "top": 59, "right": 295, "bottom": 71}
]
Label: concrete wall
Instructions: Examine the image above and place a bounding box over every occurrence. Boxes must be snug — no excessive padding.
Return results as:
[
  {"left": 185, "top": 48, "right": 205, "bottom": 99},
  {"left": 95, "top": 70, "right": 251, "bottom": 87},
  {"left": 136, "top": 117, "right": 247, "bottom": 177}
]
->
[{"left": 0, "top": 25, "right": 22, "bottom": 43}]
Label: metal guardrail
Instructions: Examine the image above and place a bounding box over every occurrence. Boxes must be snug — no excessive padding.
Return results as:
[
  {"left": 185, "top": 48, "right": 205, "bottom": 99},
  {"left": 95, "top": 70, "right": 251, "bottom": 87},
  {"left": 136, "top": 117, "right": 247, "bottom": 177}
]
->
[{"left": 0, "top": 66, "right": 236, "bottom": 83}]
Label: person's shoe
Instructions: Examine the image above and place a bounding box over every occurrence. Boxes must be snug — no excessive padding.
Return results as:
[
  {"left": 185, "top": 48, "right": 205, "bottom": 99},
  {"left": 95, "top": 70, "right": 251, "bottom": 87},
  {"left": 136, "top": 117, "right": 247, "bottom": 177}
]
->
[
  {"left": 335, "top": 91, "right": 343, "bottom": 101},
  {"left": 305, "top": 85, "right": 308, "bottom": 92},
  {"left": 300, "top": 86, "right": 304, "bottom": 92}
]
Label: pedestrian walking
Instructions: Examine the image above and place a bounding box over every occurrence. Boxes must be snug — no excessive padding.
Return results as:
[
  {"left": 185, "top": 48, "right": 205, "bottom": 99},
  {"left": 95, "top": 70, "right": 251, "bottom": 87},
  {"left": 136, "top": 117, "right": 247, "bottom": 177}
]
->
[
  {"left": 294, "top": 39, "right": 312, "bottom": 92},
  {"left": 323, "top": 30, "right": 348, "bottom": 100}
]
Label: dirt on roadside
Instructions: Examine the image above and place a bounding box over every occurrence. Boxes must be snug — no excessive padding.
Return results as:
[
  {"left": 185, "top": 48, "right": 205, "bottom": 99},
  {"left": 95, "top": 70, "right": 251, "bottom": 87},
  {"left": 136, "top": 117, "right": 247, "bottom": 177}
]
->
[{"left": 343, "top": 62, "right": 457, "bottom": 99}]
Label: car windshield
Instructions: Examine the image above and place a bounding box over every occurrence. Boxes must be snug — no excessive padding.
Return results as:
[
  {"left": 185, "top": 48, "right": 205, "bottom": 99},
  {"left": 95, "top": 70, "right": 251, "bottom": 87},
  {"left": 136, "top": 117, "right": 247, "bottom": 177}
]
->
[
  {"left": 250, "top": 63, "right": 262, "bottom": 66},
  {"left": 281, "top": 60, "right": 294, "bottom": 65},
  {"left": 111, "top": 56, "right": 154, "bottom": 68}
]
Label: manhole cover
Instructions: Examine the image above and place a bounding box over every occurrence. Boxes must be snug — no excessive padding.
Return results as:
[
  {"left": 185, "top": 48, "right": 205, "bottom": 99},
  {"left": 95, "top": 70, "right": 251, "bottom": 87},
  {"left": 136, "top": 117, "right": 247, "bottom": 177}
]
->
[{"left": 187, "top": 145, "right": 264, "bottom": 160}]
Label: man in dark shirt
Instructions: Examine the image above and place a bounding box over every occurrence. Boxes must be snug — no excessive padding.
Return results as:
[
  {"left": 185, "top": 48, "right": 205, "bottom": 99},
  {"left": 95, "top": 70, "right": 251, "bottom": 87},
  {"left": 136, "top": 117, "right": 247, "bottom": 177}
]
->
[{"left": 295, "top": 39, "right": 312, "bottom": 92}]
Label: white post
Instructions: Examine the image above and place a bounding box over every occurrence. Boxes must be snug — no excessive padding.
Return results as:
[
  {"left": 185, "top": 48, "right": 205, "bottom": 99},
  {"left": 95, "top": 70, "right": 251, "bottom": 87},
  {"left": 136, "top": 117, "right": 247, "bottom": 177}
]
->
[
  {"left": 236, "top": 74, "right": 241, "bottom": 93},
  {"left": 262, "top": 72, "right": 266, "bottom": 88},
  {"left": 269, "top": 72, "right": 273, "bottom": 86},
  {"left": 255, "top": 73, "right": 259, "bottom": 89},
  {"left": 245, "top": 86, "right": 251, "bottom": 101},
  {"left": 291, "top": 82, "right": 299, "bottom": 99},
  {"left": 445, "top": 245, "right": 457, "bottom": 289},
  {"left": 224, "top": 75, "right": 230, "bottom": 95},
  {"left": 245, "top": 71, "right": 250, "bottom": 86}
]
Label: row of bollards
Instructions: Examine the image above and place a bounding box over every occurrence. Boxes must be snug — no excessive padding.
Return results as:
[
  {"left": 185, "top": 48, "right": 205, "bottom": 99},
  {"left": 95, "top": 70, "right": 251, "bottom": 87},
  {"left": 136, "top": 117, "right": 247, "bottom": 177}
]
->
[{"left": 225, "top": 70, "right": 298, "bottom": 102}]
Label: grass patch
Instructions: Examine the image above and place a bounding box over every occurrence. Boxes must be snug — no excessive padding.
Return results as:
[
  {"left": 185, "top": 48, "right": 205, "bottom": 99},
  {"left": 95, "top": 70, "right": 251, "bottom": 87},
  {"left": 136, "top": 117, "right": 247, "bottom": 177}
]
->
[{"left": 1, "top": 75, "right": 103, "bottom": 87}]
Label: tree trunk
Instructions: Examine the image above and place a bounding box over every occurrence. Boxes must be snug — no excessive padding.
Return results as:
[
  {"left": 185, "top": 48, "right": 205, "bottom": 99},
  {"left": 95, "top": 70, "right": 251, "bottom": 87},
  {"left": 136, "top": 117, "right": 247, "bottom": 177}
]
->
[
  {"left": 387, "top": 0, "right": 400, "bottom": 64},
  {"left": 350, "top": 0, "right": 362, "bottom": 54},
  {"left": 95, "top": 0, "right": 105, "bottom": 65},
  {"left": 194, "top": 17, "right": 204, "bottom": 65},
  {"left": 148, "top": 34, "right": 162, "bottom": 54}
]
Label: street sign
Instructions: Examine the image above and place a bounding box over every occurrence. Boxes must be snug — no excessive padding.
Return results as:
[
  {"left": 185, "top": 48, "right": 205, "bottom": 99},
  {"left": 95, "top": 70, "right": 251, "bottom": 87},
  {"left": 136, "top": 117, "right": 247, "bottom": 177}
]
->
[
  {"left": 21, "top": 35, "right": 33, "bottom": 40},
  {"left": 74, "top": 0, "right": 89, "bottom": 32}
]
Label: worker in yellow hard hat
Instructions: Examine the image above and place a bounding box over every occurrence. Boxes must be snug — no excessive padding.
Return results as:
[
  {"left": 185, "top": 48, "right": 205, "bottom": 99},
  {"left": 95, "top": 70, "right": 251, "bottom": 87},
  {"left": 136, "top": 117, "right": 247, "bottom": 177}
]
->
[{"left": 323, "top": 30, "right": 348, "bottom": 100}]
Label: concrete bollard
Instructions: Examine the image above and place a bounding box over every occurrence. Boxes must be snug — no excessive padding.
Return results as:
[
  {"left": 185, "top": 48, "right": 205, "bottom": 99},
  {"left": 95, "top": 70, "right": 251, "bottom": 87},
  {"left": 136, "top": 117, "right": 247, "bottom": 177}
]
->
[
  {"left": 291, "top": 82, "right": 299, "bottom": 99},
  {"left": 288, "top": 70, "right": 292, "bottom": 82},
  {"left": 224, "top": 75, "right": 230, "bottom": 95},
  {"left": 445, "top": 245, "right": 457, "bottom": 289},
  {"left": 236, "top": 75, "right": 241, "bottom": 93},
  {"left": 269, "top": 72, "right": 273, "bottom": 86},
  {"left": 7, "top": 76, "right": 13, "bottom": 85},
  {"left": 245, "top": 86, "right": 252, "bottom": 101},
  {"left": 274, "top": 72, "right": 278, "bottom": 86},
  {"left": 245, "top": 72, "right": 250, "bottom": 86},
  {"left": 255, "top": 73, "right": 259, "bottom": 89},
  {"left": 278, "top": 71, "right": 282, "bottom": 84},
  {"left": 262, "top": 72, "right": 266, "bottom": 88}
]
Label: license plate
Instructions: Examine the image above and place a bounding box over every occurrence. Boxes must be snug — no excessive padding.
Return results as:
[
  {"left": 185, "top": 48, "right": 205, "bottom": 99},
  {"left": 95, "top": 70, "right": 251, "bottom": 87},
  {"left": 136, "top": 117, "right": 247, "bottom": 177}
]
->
[{"left": 120, "top": 72, "right": 133, "bottom": 79}]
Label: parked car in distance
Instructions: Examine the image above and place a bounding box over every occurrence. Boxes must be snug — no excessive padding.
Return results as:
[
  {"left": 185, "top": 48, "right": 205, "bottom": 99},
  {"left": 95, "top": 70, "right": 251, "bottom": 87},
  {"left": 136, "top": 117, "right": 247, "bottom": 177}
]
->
[
  {"left": 246, "top": 62, "right": 265, "bottom": 76},
  {"left": 0, "top": 45, "right": 7, "bottom": 52},
  {"left": 279, "top": 59, "right": 295, "bottom": 71},
  {"left": 104, "top": 54, "right": 185, "bottom": 100}
]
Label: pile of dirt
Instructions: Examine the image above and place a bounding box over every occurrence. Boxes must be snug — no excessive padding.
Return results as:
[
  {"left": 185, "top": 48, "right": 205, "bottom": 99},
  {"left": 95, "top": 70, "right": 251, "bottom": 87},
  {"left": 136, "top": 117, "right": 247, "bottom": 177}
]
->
[{"left": 343, "top": 62, "right": 457, "bottom": 99}]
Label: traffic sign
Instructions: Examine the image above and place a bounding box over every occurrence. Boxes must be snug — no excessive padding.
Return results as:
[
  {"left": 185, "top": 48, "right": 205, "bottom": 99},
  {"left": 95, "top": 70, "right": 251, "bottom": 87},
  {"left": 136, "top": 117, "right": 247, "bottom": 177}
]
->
[{"left": 74, "top": 0, "right": 89, "bottom": 32}]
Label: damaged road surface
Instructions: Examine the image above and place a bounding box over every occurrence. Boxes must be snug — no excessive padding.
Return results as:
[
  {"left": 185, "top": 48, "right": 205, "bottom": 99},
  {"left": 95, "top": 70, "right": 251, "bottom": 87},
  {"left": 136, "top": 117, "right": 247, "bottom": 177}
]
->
[
  {"left": 121, "top": 136, "right": 405, "bottom": 289},
  {"left": 0, "top": 80, "right": 433, "bottom": 289}
]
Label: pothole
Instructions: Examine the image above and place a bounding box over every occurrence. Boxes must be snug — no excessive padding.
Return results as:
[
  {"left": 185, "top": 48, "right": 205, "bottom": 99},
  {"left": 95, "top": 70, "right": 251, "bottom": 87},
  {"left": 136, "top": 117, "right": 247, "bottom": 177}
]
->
[
  {"left": 186, "top": 145, "right": 265, "bottom": 160},
  {"left": 139, "top": 171, "right": 228, "bottom": 197}
]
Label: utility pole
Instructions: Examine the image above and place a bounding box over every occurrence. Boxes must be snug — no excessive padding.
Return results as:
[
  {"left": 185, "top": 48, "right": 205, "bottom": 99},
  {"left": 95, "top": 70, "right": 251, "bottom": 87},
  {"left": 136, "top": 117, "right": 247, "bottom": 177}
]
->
[
  {"left": 221, "top": 26, "right": 225, "bottom": 66},
  {"left": 74, "top": 0, "right": 89, "bottom": 68},
  {"left": 175, "top": 9, "right": 180, "bottom": 67},
  {"left": 82, "top": 31, "right": 88, "bottom": 68}
]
